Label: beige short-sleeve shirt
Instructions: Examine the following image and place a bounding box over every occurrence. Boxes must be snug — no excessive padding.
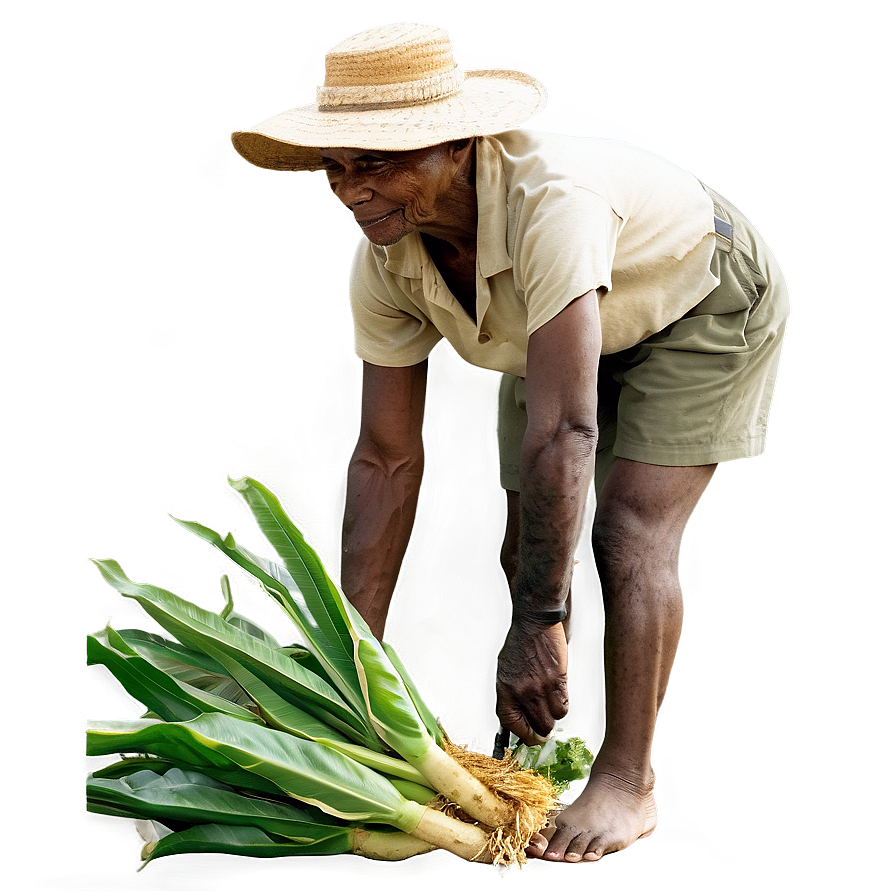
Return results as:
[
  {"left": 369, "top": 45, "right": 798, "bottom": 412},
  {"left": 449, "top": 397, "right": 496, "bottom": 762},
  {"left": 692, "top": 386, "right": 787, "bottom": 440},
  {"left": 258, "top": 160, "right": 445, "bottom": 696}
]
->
[{"left": 350, "top": 130, "right": 721, "bottom": 377}]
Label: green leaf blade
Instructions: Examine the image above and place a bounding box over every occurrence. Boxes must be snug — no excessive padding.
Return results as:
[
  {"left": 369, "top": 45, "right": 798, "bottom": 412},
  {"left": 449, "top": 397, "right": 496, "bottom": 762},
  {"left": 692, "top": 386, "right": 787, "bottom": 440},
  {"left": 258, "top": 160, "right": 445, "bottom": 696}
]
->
[
  {"left": 87, "top": 767, "right": 345, "bottom": 841},
  {"left": 92, "top": 559, "right": 375, "bottom": 746},
  {"left": 172, "top": 518, "right": 371, "bottom": 726},
  {"left": 88, "top": 628, "right": 259, "bottom": 724},
  {"left": 141, "top": 823, "right": 354, "bottom": 863},
  {"left": 381, "top": 641, "right": 443, "bottom": 746},
  {"left": 229, "top": 476, "right": 355, "bottom": 662},
  {"left": 86, "top": 714, "right": 425, "bottom": 833}
]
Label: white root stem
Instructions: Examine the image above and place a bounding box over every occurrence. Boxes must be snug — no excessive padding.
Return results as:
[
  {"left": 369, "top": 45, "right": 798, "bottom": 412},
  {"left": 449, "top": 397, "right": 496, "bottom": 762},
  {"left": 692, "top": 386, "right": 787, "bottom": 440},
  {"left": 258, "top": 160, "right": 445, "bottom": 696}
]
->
[
  {"left": 408, "top": 806, "right": 492, "bottom": 863},
  {"left": 351, "top": 829, "right": 437, "bottom": 861},
  {"left": 414, "top": 741, "right": 515, "bottom": 829}
]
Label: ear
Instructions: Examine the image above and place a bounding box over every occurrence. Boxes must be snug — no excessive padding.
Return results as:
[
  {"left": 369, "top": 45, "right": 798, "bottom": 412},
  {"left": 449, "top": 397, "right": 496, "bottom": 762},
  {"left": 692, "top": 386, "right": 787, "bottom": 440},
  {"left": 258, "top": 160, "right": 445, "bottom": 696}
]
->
[{"left": 447, "top": 137, "right": 475, "bottom": 161}]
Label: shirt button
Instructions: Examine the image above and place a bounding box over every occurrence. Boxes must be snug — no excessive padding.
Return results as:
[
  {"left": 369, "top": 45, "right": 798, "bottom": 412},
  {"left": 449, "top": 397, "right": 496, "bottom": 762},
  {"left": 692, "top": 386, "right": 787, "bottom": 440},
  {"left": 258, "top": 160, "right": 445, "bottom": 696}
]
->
[{"left": 478, "top": 333, "right": 491, "bottom": 344}]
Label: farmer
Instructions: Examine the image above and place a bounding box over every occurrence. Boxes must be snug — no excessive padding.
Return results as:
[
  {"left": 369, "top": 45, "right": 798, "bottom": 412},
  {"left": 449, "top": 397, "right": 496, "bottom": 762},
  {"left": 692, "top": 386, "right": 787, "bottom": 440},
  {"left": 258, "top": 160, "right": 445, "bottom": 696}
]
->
[{"left": 232, "top": 23, "right": 788, "bottom": 863}]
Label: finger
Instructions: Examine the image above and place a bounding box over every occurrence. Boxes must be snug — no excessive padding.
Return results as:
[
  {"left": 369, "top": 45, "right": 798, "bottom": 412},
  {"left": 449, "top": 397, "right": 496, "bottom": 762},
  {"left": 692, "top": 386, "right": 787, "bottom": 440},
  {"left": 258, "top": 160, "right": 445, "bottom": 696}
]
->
[
  {"left": 515, "top": 694, "right": 556, "bottom": 741},
  {"left": 547, "top": 679, "right": 570, "bottom": 721},
  {"left": 498, "top": 684, "right": 558, "bottom": 742},
  {"left": 497, "top": 708, "right": 540, "bottom": 743},
  {"left": 496, "top": 697, "right": 547, "bottom": 745}
]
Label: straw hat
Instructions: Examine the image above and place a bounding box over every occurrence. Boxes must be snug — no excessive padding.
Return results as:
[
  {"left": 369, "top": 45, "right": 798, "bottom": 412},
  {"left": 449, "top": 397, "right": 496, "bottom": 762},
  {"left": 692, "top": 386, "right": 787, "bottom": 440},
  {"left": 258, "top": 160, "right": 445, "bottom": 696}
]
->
[{"left": 231, "top": 23, "right": 547, "bottom": 171}]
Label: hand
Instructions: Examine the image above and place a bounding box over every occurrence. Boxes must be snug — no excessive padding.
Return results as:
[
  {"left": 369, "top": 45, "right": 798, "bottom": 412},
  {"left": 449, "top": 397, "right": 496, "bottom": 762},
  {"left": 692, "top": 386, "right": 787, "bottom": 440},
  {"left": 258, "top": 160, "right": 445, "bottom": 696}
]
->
[{"left": 496, "top": 618, "right": 569, "bottom": 745}]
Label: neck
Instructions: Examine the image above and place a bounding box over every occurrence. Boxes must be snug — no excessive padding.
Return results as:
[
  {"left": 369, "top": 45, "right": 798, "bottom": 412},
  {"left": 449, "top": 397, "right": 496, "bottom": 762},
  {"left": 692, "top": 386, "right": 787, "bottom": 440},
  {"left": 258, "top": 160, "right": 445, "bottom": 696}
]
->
[{"left": 419, "top": 143, "right": 478, "bottom": 256}]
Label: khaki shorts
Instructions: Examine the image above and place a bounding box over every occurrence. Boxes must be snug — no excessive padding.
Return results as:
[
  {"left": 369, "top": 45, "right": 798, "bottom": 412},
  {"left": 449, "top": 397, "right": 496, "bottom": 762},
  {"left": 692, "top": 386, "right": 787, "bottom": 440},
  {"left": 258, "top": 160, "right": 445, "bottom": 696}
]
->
[{"left": 498, "top": 185, "right": 790, "bottom": 495}]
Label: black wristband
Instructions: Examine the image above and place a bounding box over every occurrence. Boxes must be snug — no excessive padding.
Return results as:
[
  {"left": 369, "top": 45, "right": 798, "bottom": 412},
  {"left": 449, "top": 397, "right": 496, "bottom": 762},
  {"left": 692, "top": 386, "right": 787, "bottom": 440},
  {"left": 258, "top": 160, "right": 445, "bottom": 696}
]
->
[{"left": 514, "top": 605, "right": 568, "bottom": 626}]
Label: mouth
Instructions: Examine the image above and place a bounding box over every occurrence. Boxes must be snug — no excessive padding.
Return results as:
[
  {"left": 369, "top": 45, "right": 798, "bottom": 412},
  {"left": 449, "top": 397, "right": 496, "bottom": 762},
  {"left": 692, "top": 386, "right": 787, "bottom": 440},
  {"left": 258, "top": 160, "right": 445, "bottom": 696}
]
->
[{"left": 356, "top": 209, "right": 401, "bottom": 230}]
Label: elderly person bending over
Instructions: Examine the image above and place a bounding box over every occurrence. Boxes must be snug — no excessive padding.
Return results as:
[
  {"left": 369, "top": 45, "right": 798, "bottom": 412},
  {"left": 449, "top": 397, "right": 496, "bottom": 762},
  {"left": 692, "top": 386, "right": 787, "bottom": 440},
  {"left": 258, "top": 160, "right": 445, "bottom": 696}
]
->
[{"left": 232, "top": 23, "right": 788, "bottom": 863}]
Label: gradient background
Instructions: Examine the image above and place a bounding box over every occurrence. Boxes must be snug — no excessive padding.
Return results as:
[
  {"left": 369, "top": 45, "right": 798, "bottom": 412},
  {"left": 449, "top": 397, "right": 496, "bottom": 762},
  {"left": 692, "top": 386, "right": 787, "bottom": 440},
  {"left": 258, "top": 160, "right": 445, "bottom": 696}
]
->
[{"left": 5, "top": 2, "right": 891, "bottom": 893}]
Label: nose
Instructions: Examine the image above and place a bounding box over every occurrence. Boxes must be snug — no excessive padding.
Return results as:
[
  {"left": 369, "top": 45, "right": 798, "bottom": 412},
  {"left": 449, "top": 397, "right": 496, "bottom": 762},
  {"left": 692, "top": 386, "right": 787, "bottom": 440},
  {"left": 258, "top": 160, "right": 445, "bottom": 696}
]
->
[{"left": 331, "top": 170, "right": 373, "bottom": 208}]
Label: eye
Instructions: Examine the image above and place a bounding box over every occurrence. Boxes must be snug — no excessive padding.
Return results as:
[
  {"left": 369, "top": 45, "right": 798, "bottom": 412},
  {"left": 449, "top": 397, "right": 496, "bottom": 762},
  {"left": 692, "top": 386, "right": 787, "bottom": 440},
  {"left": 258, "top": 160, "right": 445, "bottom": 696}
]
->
[{"left": 358, "top": 156, "right": 392, "bottom": 172}]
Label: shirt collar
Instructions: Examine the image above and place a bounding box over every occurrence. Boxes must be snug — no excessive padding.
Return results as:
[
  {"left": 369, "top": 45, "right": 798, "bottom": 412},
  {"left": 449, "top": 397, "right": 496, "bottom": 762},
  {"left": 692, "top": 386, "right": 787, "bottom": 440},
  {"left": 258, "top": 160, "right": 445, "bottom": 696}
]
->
[
  {"left": 474, "top": 136, "right": 513, "bottom": 278},
  {"left": 379, "top": 136, "right": 513, "bottom": 282},
  {"left": 381, "top": 231, "right": 428, "bottom": 280}
]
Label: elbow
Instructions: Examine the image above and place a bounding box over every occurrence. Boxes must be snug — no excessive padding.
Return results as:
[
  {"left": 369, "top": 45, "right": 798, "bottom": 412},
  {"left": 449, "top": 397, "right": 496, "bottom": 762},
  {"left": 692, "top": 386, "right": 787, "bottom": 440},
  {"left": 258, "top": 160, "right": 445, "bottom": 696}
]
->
[
  {"left": 560, "top": 418, "right": 598, "bottom": 447},
  {"left": 351, "top": 437, "right": 425, "bottom": 481},
  {"left": 556, "top": 419, "right": 598, "bottom": 463},
  {"left": 520, "top": 418, "right": 598, "bottom": 471}
]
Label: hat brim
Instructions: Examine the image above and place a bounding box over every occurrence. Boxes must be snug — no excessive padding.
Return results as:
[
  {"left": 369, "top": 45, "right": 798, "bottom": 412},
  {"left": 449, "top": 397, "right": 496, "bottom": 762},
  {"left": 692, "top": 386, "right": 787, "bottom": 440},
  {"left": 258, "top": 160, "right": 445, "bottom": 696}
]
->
[{"left": 231, "top": 70, "right": 546, "bottom": 171}]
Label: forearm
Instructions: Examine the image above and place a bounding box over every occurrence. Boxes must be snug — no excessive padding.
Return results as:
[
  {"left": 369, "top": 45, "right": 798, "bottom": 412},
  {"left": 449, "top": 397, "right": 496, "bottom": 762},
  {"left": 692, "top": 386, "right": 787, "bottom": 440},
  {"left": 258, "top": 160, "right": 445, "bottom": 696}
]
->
[
  {"left": 341, "top": 443, "right": 423, "bottom": 637},
  {"left": 495, "top": 291, "right": 600, "bottom": 742},
  {"left": 513, "top": 426, "right": 596, "bottom": 618}
]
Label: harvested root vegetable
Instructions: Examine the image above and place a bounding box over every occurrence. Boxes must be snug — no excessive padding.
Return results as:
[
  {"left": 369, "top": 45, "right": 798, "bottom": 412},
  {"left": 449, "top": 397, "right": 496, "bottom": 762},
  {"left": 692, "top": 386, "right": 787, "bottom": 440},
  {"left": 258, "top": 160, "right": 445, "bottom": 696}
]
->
[
  {"left": 87, "top": 477, "right": 561, "bottom": 867},
  {"left": 438, "top": 739, "right": 561, "bottom": 865}
]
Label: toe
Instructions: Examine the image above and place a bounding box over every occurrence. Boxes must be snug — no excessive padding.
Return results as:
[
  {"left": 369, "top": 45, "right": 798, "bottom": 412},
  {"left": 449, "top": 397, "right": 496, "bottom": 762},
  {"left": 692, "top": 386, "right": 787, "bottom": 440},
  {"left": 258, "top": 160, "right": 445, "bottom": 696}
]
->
[
  {"left": 540, "top": 826, "right": 577, "bottom": 861},
  {"left": 582, "top": 837, "right": 607, "bottom": 862},
  {"left": 525, "top": 832, "right": 549, "bottom": 858},
  {"left": 562, "top": 832, "right": 597, "bottom": 863}
]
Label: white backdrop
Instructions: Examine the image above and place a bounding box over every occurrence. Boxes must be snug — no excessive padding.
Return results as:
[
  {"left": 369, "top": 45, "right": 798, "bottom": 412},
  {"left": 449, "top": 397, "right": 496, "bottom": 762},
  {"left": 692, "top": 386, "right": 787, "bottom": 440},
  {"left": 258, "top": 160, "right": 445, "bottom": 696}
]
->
[{"left": 5, "top": 2, "right": 892, "bottom": 893}]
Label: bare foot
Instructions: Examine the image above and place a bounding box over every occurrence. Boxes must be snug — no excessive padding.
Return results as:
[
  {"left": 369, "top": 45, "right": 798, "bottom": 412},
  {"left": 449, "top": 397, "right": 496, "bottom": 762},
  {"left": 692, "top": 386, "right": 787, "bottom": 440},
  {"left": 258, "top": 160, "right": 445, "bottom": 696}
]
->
[{"left": 527, "top": 769, "right": 658, "bottom": 863}]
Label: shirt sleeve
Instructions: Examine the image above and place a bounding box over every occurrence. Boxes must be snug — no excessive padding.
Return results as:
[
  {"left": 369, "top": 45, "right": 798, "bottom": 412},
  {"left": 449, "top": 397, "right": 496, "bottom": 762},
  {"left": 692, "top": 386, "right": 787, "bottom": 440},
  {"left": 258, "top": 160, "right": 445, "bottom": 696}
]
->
[
  {"left": 349, "top": 240, "right": 443, "bottom": 367},
  {"left": 512, "top": 186, "right": 622, "bottom": 336}
]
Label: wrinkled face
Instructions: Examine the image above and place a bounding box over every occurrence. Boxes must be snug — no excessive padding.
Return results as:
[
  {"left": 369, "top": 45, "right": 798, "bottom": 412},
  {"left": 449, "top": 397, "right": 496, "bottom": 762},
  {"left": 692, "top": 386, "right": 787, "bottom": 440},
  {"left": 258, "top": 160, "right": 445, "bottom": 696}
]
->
[{"left": 319, "top": 144, "right": 463, "bottom": 246}]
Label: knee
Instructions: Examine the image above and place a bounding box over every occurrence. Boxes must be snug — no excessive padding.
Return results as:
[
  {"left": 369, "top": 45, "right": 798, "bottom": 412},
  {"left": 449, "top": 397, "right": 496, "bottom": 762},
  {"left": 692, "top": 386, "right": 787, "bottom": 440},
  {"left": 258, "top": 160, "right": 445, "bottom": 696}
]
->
[
  {"left": 591, "top": 508, "right": 638, "bottom": 578},
  {"left": 591, "top": 503, "right": 680, "bottom": 585}
]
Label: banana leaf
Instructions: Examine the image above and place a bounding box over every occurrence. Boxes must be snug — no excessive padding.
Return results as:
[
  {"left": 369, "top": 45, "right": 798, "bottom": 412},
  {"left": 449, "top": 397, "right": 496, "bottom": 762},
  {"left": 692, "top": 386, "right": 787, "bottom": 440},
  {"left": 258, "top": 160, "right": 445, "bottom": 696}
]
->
[
  {"left": 139, "top": 822, "right": 434, "bottom": 863},
  {"left": 87, "top": 768, "right": 352, "bottom": 840},
  {"left": 111, "top": 628, "right": 250, "bottom": 705},
  {"left": 88, "top": 717, "right": 218, "bottom": 769},
  {"left": 196, "top": 643, "right": 431, "bottom": 788},
  {"left": 225, "top": 615, "right": 279, "bottom": 648},
  {"left": 92, "top": 757, "right": 179, "bottom": 780},
  {"left": 92, "top": 560, "right": 378, "bottom": 748},
  {"left": 140, "top": 822, "right": 354, "bottom": 862},
  {"left": 172, "top": 516, "right": 369, "bottom": 722},
  {"left": 91, "top": 756, "right": 309, "bottom": 801},
  {"left": 112, "top": 627, "right": 228, "bottom": 677},
  {"left": 324, "top": 583, "right": 516, "bottom": 828},
  {"left": 381, "top": 641, "right": 443, "bottom": 744},
  {"left": 228, "top": 477, "right": 355, "bottom": 661},
  {"left": 226, "top": 477, "right": 442, "bottom": 750},
  {"left": 86, "top": 714, "right": 427, "bottom": 833},
  {"left": 88, "top": 628, "right": 259, "bottom": 724}
]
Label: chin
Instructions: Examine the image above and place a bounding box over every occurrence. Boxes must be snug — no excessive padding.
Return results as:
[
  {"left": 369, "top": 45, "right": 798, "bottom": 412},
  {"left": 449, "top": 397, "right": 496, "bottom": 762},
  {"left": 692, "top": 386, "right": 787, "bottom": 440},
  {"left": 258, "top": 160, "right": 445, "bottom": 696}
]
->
[{"left": 366, "top": 229, "right": 412, "bottom": 248}]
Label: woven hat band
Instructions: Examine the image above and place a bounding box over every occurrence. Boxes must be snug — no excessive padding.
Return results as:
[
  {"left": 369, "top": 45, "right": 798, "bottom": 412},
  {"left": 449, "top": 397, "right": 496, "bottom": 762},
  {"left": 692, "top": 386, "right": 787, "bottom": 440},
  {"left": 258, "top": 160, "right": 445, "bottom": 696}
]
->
[
  {"left": 322, "top": 23, "right": 455, "bottom": 85},
  {"left": 317, "top": 67, "right": 464, "bottom": 111}
]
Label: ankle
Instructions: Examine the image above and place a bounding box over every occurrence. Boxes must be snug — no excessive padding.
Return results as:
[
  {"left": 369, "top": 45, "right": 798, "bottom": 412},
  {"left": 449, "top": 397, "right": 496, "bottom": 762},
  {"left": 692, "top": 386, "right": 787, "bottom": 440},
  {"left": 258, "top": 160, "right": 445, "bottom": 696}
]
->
[{"left": 589, "top": 754, "right": 655, "bottom": 795}]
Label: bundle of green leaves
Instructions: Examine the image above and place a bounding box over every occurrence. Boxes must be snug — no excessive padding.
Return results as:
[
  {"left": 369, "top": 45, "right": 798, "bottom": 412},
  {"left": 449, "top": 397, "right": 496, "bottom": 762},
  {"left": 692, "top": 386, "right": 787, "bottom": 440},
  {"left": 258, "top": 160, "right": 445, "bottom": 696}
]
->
[
  {"left": 87, "top": 478, "right": 574, "bottom": 867},
  {"left": 511, "top": 736, "right": 595, "bottom": 794}
]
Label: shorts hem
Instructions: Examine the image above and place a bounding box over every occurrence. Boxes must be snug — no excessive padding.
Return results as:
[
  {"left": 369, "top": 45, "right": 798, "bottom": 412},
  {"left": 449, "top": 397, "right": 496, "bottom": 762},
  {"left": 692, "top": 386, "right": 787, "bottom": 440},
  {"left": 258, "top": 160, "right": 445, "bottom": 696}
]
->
[
  {"left": 500, "top": 433, "right": 768, "bottom": 492},
  {"left": 611, "top": 434, "right": 768, "bottom": 466},
  {"left": 500, "top": 464, "right": 521, "bottom": 493}
]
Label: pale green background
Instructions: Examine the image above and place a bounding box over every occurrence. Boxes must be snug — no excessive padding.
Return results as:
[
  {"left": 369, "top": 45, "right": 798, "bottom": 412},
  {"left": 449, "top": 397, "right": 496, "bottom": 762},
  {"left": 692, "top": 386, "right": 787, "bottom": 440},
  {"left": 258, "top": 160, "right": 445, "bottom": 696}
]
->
[{"left": 4, "top": 2, "right": 890, "bottom": 893}]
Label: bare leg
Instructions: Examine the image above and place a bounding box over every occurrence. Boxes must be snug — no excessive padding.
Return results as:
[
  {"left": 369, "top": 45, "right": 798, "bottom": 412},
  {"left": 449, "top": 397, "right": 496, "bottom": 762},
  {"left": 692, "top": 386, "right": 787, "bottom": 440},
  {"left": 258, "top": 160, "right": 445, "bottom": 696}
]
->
[{"left": 527, "top": 459, "right": 715, "bottom": 862}]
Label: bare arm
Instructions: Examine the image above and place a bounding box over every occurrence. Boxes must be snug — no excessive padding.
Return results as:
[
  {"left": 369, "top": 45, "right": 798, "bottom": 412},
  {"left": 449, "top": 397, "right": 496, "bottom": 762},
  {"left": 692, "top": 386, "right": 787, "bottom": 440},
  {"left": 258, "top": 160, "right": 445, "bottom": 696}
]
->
[
  {"left": 496, "top": 289, "right": 602, "bottom": 743},
  {"left": 341, "top": 359, "right": 428, "bottom": 639}
]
